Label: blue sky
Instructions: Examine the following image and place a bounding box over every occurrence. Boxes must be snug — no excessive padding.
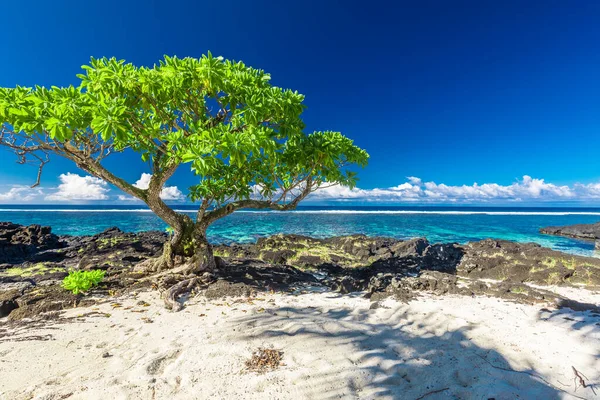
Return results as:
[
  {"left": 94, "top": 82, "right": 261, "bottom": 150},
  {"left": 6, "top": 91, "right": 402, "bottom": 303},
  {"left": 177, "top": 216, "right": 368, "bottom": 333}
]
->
[{"left": 1, "top": 0, "right": 600, "bottom": 204}]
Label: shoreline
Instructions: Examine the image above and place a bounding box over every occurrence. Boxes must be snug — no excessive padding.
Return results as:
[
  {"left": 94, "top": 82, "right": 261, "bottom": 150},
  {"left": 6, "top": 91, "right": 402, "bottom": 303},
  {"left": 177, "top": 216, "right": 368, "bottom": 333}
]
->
[
  {"left": 3, "top": 210, "right": 600, "bottom": 260},
  {"left": 2, "top": 223, "right": 600, "bottom": 320}
]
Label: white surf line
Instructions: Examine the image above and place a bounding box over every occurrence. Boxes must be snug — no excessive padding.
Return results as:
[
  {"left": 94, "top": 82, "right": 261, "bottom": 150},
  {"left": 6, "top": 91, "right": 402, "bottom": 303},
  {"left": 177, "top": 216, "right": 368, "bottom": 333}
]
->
[
  {"left": 275, "top": 210, "right": 600, "bottom": 216},
  {"left": 2, "top": 209, "right": 600, "bottom": 216}
]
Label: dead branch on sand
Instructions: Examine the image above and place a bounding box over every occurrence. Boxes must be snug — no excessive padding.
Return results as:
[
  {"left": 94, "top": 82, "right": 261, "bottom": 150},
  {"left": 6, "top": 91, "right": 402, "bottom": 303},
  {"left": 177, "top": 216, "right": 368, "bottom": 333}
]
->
[
  {"left": 572, "top": 366, "right": 597, "bottom": 396},
  {"left": 414, "top": 387, "right": 449, "bottom": 399},
  {"left": 474, "top": 352, "right": 588, "bottom": 400}
]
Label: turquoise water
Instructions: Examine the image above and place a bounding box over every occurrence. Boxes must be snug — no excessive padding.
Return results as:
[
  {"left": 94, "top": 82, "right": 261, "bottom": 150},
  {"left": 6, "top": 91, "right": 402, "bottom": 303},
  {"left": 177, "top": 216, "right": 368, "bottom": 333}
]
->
[{"left": 1, "top": 206, "right": 600, "bottom": 257}]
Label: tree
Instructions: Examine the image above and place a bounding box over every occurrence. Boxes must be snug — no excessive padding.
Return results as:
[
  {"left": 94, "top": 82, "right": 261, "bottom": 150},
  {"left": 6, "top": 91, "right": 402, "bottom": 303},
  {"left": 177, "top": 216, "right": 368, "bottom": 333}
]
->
[{"left": 0, "top": 53, "right": 369, "bottom": 273}]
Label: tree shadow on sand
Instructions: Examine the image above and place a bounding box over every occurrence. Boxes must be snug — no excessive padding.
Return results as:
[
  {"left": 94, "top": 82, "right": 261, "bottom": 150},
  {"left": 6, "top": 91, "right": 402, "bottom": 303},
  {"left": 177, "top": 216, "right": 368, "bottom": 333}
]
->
[
  {"left": 544, "top": 299, "right": 600, "bottom": 331},
  {"left": 228, "top": 297, "right": 595, "bottom": 400}
]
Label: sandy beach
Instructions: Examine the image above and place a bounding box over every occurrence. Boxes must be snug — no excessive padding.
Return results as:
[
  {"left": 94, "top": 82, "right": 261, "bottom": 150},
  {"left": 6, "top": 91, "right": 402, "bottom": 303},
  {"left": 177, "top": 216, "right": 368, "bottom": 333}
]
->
[{"left": 2, "top": 285, "right": 599, "bottom": 400}]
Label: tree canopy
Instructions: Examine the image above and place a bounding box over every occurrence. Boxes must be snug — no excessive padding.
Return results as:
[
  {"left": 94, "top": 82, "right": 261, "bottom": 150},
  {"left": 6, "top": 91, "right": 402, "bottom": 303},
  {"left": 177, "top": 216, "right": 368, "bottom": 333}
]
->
[{"left": 0, "top": 53, "right": 369, "bottom": 270}]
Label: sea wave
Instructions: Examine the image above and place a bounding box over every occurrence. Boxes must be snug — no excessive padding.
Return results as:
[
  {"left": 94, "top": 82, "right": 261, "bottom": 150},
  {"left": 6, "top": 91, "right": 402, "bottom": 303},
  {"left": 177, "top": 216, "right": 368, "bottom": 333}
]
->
[
  {"left": 1, "top": 208, "right": 600, "bottom": 216},
  {"left": 0, "top": 208, "right": 160, "bottom": 213},
  {"left": 248, "top": 210, "right": 600, "bottom": 216},
  {"left": 277, "top": 210, "right": 600, "bottom": 216}
]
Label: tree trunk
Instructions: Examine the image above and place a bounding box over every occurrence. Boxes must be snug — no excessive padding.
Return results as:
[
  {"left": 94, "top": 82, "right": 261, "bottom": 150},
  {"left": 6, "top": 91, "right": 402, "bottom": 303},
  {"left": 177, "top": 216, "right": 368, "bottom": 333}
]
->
[
  {"left": 148, "top": 212, "right": 217, "bottom": 274},
  {"left": 141, "top": 183, "right": 220, "bottom": 273},
  {"left": 189, "top": 223, "right": 217, "bottom": 273},
  {"left": 169, "top": 217, "right": 195, "bottom": 257},
  {"left": 142, "top": 197, "right": 193, "bottom": 271}
]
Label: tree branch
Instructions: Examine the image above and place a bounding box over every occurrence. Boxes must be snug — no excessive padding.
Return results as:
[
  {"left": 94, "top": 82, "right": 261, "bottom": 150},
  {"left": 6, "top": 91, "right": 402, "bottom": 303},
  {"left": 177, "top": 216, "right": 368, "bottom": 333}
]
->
[
  {"left": 28, "top": 152, "right": 49, "bottom": 188},
  {"left": 196, "top": 198, "right": 211, "bottom": 222},
  {"left": 61, "top": 142, "right": 147, "bottom": 200},
  {"left": 202, "top": 177, "right": 313, "bottom": 226}
]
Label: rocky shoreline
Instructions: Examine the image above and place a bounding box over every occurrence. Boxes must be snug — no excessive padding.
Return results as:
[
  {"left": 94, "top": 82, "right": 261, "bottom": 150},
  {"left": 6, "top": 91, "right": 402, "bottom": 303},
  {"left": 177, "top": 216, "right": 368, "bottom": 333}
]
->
[
  {"left": 540, "top": 220, "right": 600, "bottom": 240},
  {"left": 2, "top": 221, "right": 600, "bottom": 321}
]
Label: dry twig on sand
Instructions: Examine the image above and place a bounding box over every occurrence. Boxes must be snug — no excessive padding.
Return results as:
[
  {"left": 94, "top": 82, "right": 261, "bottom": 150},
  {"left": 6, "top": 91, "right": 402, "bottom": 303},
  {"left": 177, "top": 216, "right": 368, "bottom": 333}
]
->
[
  {"left": 474, "top": 352, "right": 589, "bottom": 400},
  {"left": 415, "top": 387, "right": 449, "bottom": 399},
  {"left": 572, "top": 366, "right": 597, "bottom": 396}
]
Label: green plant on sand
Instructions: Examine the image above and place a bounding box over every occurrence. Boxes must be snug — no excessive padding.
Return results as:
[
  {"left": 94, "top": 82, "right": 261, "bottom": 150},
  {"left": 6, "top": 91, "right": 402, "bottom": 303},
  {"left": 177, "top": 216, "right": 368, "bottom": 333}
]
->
[{"left": 62, "top": 270, "right": 106, "bottom": 295}]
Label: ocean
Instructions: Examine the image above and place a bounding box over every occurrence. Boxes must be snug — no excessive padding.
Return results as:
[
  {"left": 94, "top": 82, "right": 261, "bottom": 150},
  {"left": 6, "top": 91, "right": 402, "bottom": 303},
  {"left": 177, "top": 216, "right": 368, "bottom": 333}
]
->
[{"left": 1, "top": 205, "right": 600, "bottom": 257}]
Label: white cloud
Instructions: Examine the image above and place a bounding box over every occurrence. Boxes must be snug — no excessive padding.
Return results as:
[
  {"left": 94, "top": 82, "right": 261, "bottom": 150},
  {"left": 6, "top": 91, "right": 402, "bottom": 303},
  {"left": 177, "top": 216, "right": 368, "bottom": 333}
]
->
[
  {"left": 132, "top": 173, "right": 152, "bottom": 190},
  {"left": 158, "top": 185, "right": 185, "bottom": 200},
  {"left": 575, "top": 182, "right": 600, "bottom": 198},
  {"left": 308, "top": 175, "right": 590, "bottom": 203},
  {"left": 407, "top": 176, "right": 422, "bottom": 185},
  {"left": 5, "top": 173, "right": 600, "bottom": 204},
  {"left": 0, "top": 186, "right": 43, "bottom": 202},
  {"left": 45, "top": 174, "right": 110, "bottom": 201},
  {"left": 118, "top": 173, "right": 184, "bottom": 201},
  {"left": 117, "top": 195, "right": 140, "bottom": 201},
  {"left": 45, "top": 173, "right": 110, "bottom": 201}
]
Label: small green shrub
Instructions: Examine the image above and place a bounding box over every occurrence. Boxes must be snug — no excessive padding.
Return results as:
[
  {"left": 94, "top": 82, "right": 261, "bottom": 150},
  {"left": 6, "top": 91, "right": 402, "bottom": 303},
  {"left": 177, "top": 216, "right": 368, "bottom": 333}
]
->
[{"left": 62, "top": 270, "right": 105, "bottom": 294}]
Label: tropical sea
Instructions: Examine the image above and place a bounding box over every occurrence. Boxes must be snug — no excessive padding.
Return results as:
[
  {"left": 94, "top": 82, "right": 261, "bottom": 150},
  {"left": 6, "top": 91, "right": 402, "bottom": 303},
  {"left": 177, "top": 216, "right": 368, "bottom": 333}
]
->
[{"left": 2, "top": 205, "right": 600, "bottom": 257}]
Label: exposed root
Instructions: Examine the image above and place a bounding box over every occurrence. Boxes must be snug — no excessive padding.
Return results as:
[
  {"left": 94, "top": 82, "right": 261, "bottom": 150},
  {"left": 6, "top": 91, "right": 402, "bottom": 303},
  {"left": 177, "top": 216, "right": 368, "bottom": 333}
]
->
[
  {"left": 133, "top": 240, "right": 190, "bottom": 273},
  {"left": 134, "top": 256, "right": 170, "bottom": 273},
  {"left": 134, "top": 254, "right": 188, "bottom": 275},
  {"left": 134, "top": 247, "right": 222, "bottom": 275},
  {"left": 158, "top": 272, "right": 216, "bottom": 312},
  {"left": 177, "top": 254, "right": 224, "bottom": 275},
  {"left": 162, "top": 277, "right": 198, "bottom": 311}
]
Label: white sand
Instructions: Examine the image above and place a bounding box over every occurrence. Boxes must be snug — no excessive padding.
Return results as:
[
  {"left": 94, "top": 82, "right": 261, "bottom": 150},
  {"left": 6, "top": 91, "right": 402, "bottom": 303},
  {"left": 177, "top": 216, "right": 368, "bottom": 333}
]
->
[{"left": 1, "top": 288, "right": 599, "bottom": 400}]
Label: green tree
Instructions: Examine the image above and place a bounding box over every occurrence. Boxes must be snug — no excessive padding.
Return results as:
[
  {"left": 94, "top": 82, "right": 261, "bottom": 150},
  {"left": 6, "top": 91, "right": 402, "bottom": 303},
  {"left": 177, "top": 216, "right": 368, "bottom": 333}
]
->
[{"left": 0, "top": 53, "right": 368, "bottom": 273}]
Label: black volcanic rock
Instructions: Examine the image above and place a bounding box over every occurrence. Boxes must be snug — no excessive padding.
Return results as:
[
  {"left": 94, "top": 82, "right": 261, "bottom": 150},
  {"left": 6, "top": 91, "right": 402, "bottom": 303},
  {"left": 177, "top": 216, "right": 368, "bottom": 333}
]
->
[
  {"left": 0, "top": 222, "right": 64, "bottom": 263},
  {"left": 0, "top": 289, "right": 20, "bottom": 317},
  {"left": 1, "top": 221, "right": 600, "bottom": 319},
  {"left": 215, "top": 233, "right": 600, "bottom": 288},
  {"left": 540, "top": 222, "right": 600, "bottom": 241},
  {"left": 457, "top": 239, "right": 600, "bottom": 286}
]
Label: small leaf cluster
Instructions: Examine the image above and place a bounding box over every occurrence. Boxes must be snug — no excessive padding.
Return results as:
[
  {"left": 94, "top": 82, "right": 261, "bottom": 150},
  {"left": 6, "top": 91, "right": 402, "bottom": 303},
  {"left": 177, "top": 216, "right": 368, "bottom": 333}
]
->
[{"left": 62, "top": 270, "right": 105, "bottom": 295}]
